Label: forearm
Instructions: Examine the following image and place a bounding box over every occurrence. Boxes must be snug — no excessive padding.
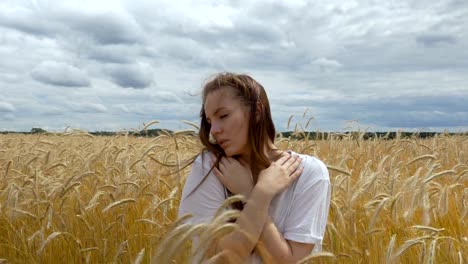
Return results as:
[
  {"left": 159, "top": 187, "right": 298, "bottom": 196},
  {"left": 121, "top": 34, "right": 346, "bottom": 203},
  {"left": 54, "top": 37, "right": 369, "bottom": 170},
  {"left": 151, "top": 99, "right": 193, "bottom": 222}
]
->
[
  {"left": 217, "top": 185, "right": 273, "bottom": 262},
  {"left": 257, "top": 215, "right": 295, "bottom": 263}
]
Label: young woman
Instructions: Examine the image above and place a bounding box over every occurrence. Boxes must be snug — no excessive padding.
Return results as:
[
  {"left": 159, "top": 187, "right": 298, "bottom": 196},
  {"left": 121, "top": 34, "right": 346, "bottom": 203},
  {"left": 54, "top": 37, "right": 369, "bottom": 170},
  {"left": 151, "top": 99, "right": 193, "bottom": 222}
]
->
[{"left": 178, "top": 73, "right": 331, "bottom": 263}]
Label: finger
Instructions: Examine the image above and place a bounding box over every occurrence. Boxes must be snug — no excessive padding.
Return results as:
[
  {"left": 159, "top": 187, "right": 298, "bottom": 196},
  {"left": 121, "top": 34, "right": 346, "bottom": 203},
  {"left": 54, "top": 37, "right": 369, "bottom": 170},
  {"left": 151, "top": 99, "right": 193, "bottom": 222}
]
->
[
  {"left": 289, "top": 166, "right": 304, "bottom": 182},
  {"left": 225, "top": 157, "right": 236, "bottom": 165},
  {"left": 287, "top": 155, "right": 302, "bottom": 171},
  {"left": 232, "top": 158, "right": 244, "bottom": 167},
  {"left": 210, "top": 153, "right": 222, "bottom": 167},
  {"left": 238, "top": 157, "right": 249, "bottom": 168},
  {"left": 284, "top": 154, "right": 299, "bottom": 169},
  {"left": 209, "top": 156, "right": 216, "bottom": 168},
  {"left": 219, "top": 158, "right": 227, "bottom": 171},
  {"left": 210, "top": 154, "right": 223, "bottom": 170},
  {"left": 224, "top": 157, "right": 233, "bottom": 165},
  {"left": 288, "top": 157, "right": 303, "bottom": 176},
  {"left": 275, "top": 152, "right": 291, "bottom": 165},
  {"left": 212, "top": 166, "right": 226, "bottom": 185}
]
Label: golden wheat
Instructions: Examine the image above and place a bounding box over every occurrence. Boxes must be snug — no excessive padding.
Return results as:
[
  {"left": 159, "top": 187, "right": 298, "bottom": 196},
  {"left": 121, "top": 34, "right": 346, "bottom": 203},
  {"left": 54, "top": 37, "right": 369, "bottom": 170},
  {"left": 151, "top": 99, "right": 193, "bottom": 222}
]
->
[{"left": 0, "top": 132, "right": 466, "bottom": 263}]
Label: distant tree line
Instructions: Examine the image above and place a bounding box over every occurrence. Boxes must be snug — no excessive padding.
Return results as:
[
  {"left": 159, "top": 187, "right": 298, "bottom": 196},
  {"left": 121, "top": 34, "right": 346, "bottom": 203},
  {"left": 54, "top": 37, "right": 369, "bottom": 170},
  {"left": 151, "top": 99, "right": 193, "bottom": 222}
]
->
[
  {"left": 0, "top": 128, "right": 176, "bottom": 137},
  {"left": 0, "top": 128, "right": 465, "bottom": 139},
  {"left": 279, "top": 131, "right": 465, "bottom": 140}
]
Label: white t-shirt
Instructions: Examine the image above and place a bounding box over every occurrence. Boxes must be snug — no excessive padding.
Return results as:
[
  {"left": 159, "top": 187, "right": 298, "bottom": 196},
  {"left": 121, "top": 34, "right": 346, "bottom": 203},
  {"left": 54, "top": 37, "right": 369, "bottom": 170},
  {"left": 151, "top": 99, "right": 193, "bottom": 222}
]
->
[{"left": 178, "top": 150, "right": 331, "bottom": 263}]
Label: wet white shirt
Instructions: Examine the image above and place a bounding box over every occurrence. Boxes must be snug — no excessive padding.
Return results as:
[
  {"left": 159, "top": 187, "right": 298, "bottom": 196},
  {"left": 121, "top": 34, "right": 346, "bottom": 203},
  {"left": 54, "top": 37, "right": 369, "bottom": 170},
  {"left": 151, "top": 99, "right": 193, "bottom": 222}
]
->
[{"left": 178, "top": 151, "right": 331, "bottom": 263}]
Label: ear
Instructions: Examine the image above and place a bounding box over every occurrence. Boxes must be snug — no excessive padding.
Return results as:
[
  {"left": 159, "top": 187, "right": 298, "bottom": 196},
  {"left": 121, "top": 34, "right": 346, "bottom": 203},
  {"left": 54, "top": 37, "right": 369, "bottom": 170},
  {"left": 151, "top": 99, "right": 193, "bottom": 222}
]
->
[{"left": 255, "top": 101, "right": 262, "bottom": 122}]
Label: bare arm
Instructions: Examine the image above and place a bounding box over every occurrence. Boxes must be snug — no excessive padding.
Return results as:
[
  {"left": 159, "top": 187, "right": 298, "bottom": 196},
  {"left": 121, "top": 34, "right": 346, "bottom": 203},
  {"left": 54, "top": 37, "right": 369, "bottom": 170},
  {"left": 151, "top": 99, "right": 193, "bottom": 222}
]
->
[
  {"left": 257, "top": 215, "right": 314, "bottom": 263},
  {"left": 257, "top": 158, "right": 331, "bottom": 263},
  {"left": 210, "top": 153, "right": 303, "bottom": 263},
  {"left": 214, "top": 184, "right": 274, "bottom": 263}
]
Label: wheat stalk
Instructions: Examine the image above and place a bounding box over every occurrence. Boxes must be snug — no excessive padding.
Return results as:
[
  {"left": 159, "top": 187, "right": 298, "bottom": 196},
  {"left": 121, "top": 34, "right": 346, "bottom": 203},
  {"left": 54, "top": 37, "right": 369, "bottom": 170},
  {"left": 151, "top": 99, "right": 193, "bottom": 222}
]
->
[
  {"left": 134, "top": 248, "right": 145, "bottom": 264},
  {"left": 423, "top": 170, "right": 456, "bottom": 183},
  {"left": 37, "top": 231, "right": 81, "bottom": 255},
  {"left": 327, "top": 165, "right": 351, "bottom": 176},
  {"left": 297, "top": 252, "right": 335, "bottom": 264},
  {"left": 102, "top": 198, "right": 136, "bottom": 213},
  {"left": 406, "top": 154, "right": 437, "bottom": 166}
]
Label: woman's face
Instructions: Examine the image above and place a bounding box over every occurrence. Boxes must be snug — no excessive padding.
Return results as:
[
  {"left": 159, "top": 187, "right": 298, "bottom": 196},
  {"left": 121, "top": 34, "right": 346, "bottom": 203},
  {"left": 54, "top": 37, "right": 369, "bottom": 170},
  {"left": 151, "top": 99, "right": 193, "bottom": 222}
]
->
[{"left": 204, "top": 87, "right": 250, "bottom": 157}]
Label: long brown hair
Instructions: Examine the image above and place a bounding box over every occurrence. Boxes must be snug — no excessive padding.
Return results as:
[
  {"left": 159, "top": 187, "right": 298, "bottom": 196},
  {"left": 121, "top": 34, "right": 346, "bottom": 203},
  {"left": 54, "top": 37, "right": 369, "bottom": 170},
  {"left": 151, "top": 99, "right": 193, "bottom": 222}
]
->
[
  {"left": 200, "top": 73, "right": 276, "bottom": 175},
  {"left": 196, "top": 73, "right": 277, "bottom": 210}
]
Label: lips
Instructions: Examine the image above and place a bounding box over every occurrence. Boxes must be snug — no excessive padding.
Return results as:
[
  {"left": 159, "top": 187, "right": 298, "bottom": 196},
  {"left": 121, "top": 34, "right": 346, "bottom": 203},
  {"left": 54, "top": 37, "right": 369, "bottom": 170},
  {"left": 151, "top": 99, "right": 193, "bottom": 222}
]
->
[{"left": 218, "top": 139, "right": 228, "bottom": 148}]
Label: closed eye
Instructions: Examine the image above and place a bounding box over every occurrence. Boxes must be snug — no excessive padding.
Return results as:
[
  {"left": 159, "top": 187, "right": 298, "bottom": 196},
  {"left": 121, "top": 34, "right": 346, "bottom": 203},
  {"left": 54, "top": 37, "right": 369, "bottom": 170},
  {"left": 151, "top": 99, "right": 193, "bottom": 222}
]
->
[{"left": 220, "top": 114, "right": 228, "bottom": 119}]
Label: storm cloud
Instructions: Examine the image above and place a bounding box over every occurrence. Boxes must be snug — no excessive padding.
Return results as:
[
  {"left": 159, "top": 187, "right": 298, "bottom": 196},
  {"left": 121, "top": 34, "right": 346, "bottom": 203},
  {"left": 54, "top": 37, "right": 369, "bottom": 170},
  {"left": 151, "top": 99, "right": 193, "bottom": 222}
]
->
[
  {"left": 0, "top": 0, "right": 466, "bottom": 132},
  {"left": 30, "top": 61, "right": 91, "bottom": 87}
]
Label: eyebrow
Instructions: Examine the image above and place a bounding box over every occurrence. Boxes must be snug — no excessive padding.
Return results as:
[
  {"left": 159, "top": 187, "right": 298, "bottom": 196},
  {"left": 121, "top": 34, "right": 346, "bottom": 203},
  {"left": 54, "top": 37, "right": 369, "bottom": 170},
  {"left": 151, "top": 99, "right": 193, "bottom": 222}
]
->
[{"left": 206, "top": 107, "right": 227, "bottom": 120}]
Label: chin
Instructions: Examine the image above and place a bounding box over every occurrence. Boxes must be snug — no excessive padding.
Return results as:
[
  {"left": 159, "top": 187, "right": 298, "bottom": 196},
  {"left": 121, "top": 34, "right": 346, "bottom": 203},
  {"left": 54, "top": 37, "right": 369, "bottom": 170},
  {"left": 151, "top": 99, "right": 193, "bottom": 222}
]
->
[
  {"left": 223, "top": 150, "right": 235, "bottom": 157},
  {"left": 223, "top": 148, "right": 239, "bottom": 157}
]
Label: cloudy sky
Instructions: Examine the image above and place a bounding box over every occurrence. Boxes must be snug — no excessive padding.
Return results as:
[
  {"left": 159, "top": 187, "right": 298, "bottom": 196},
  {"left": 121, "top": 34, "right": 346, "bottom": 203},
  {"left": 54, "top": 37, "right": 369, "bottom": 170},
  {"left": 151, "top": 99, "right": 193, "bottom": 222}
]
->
[{"left": 1, "top": 0, "right": 467, "bottom": 132}]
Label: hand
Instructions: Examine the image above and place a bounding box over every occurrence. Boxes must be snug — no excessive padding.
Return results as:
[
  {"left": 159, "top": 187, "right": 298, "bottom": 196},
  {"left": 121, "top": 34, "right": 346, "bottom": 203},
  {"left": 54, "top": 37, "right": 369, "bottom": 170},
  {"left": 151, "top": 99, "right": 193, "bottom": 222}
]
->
[
  {"left": 210, "top": 154, "right": 254, "bottom": 198},
  {"left": 257, "top": 153, "right": 304, "bottom": 198}
]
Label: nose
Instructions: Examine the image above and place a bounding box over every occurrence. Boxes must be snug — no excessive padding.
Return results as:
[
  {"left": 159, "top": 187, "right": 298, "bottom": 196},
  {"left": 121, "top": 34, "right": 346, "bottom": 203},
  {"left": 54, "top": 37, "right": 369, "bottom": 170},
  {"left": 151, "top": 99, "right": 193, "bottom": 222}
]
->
[{"left": 210, "top": 122, "right": 222, "bottom": 136}]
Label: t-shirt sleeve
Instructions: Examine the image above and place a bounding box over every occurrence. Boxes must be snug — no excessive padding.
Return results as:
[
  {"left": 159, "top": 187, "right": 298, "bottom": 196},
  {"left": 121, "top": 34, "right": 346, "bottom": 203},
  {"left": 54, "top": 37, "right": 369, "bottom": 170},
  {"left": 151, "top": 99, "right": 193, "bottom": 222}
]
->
[
  {"left": 283, "top": 156, "right": 331, "bottom": 251},
  {"left": 178, "top": 152, "right": 226, "bottom": 225}
]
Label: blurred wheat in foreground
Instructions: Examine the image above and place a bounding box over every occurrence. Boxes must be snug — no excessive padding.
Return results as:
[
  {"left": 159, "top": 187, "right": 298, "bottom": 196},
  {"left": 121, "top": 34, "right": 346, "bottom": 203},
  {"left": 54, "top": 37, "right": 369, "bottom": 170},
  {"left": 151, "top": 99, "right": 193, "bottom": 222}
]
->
[{"left": 0, "top": 131, "right": 466, "bottom": 263}]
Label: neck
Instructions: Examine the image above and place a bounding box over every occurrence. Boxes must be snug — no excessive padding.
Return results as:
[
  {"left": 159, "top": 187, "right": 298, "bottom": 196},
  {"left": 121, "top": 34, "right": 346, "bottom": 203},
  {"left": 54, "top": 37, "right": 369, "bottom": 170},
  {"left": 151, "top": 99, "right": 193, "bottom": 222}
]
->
[
  {"left": 239, "top": 140, "right": 281, "bottom": 163},
  {"left": 265, "top": 141, "right": 283, "bottom": 162}
]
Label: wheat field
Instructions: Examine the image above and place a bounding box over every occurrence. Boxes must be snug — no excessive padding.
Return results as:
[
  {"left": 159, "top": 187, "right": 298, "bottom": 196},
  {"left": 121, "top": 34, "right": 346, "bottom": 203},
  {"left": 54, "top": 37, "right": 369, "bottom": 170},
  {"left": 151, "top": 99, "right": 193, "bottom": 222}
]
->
[{"left": 0, "top": 130, "right": 466, "bottom": 263}]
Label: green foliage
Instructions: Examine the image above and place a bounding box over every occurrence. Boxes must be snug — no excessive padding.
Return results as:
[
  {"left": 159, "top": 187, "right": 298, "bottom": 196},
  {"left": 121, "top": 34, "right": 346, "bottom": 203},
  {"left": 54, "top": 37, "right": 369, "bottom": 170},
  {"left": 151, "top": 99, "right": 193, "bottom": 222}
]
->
[
  {"left": 0, "top": 128, "right": 465, "bottom": 139},
  {"left": 30, "top": 127, "right": 47, "bottom": 134}
]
